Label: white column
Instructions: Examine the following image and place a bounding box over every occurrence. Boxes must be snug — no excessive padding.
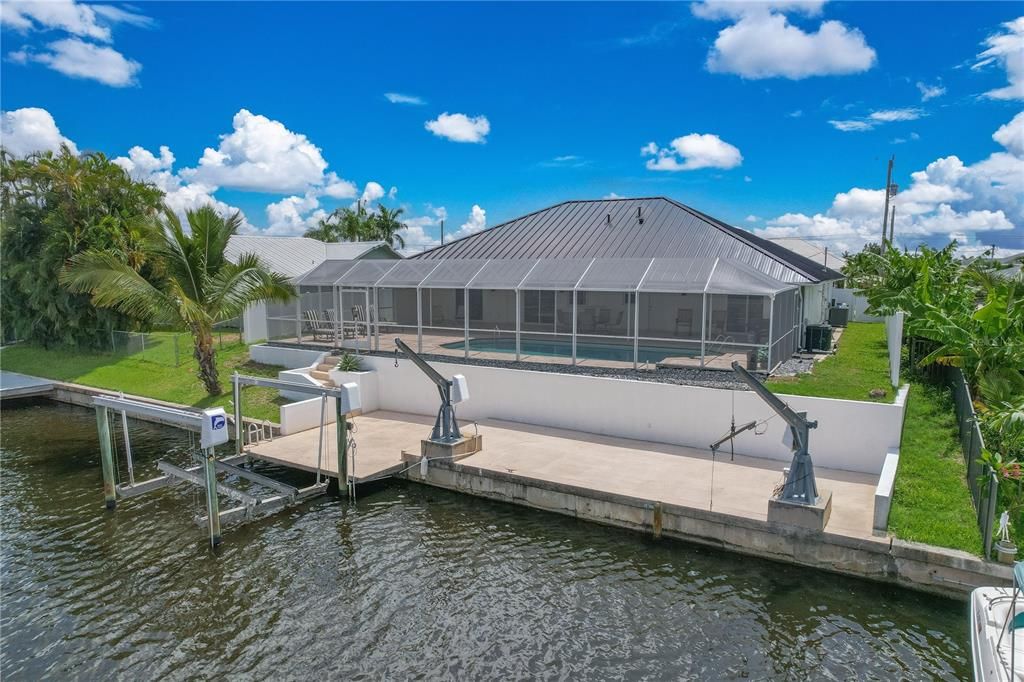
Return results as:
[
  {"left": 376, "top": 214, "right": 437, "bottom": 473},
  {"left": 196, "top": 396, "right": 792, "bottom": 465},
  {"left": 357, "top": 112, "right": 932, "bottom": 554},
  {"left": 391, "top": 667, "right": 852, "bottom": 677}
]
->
[
  {"left": 700, "top": 293, "right": 707, "bottom": 368},
  {"left": 515, "top": 289, "right": 521, "bottom": 362},
  {"left": 463, "top": 288, "right": 470, "bottom": 360},
  {"left": 416, "top": 287, "right": 423, "bottom": 353}
]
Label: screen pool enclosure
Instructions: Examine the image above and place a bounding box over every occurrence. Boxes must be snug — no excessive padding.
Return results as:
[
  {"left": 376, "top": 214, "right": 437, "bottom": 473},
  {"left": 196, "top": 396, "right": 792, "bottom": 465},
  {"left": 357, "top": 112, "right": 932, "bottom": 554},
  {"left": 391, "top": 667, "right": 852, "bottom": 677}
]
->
[{"left": 266, "top": 256, "right": 803, "bottom": 372}]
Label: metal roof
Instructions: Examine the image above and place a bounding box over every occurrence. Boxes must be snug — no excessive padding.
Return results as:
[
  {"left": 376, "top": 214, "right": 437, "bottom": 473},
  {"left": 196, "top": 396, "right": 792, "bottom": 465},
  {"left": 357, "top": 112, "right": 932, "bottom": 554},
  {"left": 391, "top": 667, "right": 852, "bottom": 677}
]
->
[
  {"left": 767, "top": 238, "right": 848, "bottom": 271},
  {"left": 411, "top": 197, "right": 844, "bottom": 284},
  {"left": 294, "top": 256, "right": 796, "bottom": 295},
  {"left": 227, "top": 235, "right": 399, "bottom": 278}
]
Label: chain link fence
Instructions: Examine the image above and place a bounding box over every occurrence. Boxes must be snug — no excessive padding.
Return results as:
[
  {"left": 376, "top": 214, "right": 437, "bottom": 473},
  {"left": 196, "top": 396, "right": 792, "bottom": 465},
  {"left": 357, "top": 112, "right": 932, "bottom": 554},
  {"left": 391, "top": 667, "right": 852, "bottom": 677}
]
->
[
  {"left": 108, "top": 323, "right": 244, "bottom": 367},
  {"left": 908, "top": 336, "right": 998, "bottom": 557}
]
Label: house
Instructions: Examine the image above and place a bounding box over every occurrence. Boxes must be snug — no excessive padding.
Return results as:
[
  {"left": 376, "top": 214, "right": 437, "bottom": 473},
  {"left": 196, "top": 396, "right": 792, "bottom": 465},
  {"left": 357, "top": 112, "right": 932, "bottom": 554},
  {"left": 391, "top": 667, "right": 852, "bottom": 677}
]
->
[
  {"left": 225, "top": 235, "right": 401, "bottom": 342},
  {"left": 271, "top": 197, "right": 844, "bottom": 372}
]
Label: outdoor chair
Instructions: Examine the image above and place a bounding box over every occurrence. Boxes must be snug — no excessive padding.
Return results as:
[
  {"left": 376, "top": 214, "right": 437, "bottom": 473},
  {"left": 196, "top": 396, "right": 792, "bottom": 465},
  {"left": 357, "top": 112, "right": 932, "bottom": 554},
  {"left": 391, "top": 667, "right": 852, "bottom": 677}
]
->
[{"left": 303, "top": 310, "right": 331, "bottom": 341}]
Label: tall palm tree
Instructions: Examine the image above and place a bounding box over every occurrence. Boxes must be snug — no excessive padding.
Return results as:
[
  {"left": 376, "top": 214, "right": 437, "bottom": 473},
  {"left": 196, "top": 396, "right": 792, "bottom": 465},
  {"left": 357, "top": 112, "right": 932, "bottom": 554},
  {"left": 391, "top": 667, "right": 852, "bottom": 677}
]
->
[
  {"left": 371, "top": 205, "right": 406, "bottom": 249},
  {"left": 62, "top": 205, "right": 295, "bottom": 395},
  {"left": 304, "top": 203, "right": 374, "bottom": 242}
]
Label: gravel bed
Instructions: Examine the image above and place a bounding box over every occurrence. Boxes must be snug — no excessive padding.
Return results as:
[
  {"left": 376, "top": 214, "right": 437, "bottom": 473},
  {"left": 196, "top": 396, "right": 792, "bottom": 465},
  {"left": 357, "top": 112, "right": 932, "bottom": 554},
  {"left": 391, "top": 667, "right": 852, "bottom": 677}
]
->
[
  {"left": 772, "top": 356, "right": 817, "bottom": 377},
  {"left": 360, "top": 349, "right": 753, "bottom": 390}
]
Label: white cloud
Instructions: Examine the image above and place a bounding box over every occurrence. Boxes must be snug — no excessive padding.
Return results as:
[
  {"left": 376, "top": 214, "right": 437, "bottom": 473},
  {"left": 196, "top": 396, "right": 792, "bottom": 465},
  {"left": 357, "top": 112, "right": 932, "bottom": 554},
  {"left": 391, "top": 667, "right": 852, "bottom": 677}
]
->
[
  {"left": 358, "top": 181, "right": 386, "bottom": 207},
  {"left": 264, "top": 194, "right": 323, "bottom": 235},
  {"left": 452, "top": 205, "right": 487, "bottom": 239},
  {"left": 1, "top": 107, "right": 78, "bottom": 156},
  {"left": 112, "top": 144, "right": 254, "bottom": 231},
  {"left": 15, "top": 38, "right": 140, "bottom": 87},
  {"left": 788, "top": 109, "right": 804, "bottom": 118},
  {"left": 321, "top": 172, "right": 358, "bottom": 199},
  {"left": 993, "top": 111, "right": 1024, "bottom": 157},
  {"left": 604, "top": 192, "right": 623, "bottom": 199},
  {"left": 3, "top": 1, "right": 150, "bottom": 87},
  {"left": 181, "top": 109, "right": 329, "bottom": 193},
  {"left": 695, "top": 2, "right": 875, "bottom": 80},
  {"left": 973, "top": 17, "right": 1024, "bottom": 101},
  {"left": 643, "top": 133, "right": 742, "bottom": 171},
  {"left": 745, "top": 215, "right": 761, "bottom": 222},
  {"left": 384, "top": 92, "right": 425, "bottom": 105},
  {"left": 424, "top": 112, "right": 490, "bottom": 143},
  {"left": 829, "top": 108, "right": 923, "bottom": 132},
  {"left": 754, "top": 112, "right": 1024, "bottom": 254},
  {"left": 396, "top": 205, "right": 449, "bottom": 255},
  {"left": 869, "top": 108, "right": 923, "bottom": 122},
  {"left": 916, "top": 81, "right": 946, "bottom": 101},
  {"left": 1, "top": 0, "right": 113, "bottom": 41},
  {"left": 829, "top": 119, "right": 874, "bottom": 132}
]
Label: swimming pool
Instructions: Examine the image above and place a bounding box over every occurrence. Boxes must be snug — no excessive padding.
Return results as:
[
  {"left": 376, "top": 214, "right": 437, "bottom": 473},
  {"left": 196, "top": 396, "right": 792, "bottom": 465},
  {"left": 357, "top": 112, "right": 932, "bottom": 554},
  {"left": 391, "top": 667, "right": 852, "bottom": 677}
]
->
[{"left": 441, "top": 336, "right": 701, "bottom": 363}]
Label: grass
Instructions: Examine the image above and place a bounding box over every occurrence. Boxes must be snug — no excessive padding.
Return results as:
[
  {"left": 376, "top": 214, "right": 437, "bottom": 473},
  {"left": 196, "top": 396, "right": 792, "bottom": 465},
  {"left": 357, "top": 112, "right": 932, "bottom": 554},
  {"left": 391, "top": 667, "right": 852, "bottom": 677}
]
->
[
  {"left": 767, "top": 322, "right": 894, "bottom": 403},
  {"left": 887, "top": 378, "right": 983, "bottom": 555},
  {"left": 0, "top": 333, "right": 287, "bottom": 422}
]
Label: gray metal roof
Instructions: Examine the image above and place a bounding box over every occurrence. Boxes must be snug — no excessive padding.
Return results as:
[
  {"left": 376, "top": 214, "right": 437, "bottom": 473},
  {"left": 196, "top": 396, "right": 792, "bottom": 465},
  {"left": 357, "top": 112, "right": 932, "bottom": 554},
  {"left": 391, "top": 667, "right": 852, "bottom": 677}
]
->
[
  {"left": 227, "top": 235, "right": 399, "bottom": 278},
  {"left": 411, "top": 197, "right": 844, "bottom": 284}
]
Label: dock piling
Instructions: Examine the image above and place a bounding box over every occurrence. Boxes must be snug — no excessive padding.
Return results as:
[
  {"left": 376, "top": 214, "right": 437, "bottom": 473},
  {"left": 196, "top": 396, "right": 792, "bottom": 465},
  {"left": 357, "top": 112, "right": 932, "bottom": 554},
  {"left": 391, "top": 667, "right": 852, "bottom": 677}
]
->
[
  {"left": 95, "top": 405, "right": 116, "bottom": 509},
  {"left": 202, "top": 447, "right": 222, "bottom": 547},
  {"left": 337, "top": 398, "right": 349, "bottom": 497}
]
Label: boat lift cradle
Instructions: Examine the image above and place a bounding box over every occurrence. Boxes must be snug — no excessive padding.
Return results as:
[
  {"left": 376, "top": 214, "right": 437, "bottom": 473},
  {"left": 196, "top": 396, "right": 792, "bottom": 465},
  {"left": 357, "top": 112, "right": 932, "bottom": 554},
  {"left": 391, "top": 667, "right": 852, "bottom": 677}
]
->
[{"left": 92, "top": 373, "right": 360, "bottom": 547}]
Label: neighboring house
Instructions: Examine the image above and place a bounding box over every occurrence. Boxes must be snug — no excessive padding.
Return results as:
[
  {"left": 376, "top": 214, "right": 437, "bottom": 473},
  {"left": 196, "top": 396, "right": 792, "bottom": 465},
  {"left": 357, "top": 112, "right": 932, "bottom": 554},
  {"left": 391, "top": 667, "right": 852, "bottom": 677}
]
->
[
  {"left": 767, "top": 237, "right": 848, "bottom": 326},
  {"left": 279, "top": 197, "right": 843, "bottom": 372},
  {"left": 225, "top": 235, "right": 401, "bottom": 342}
]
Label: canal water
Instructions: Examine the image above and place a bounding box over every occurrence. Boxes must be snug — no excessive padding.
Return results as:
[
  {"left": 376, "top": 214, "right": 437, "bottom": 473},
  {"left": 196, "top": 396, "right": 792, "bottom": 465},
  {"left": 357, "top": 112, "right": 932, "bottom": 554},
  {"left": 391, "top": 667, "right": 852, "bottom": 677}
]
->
[{"left": 2, "top": 399, "right": 969, "bottom": 679}]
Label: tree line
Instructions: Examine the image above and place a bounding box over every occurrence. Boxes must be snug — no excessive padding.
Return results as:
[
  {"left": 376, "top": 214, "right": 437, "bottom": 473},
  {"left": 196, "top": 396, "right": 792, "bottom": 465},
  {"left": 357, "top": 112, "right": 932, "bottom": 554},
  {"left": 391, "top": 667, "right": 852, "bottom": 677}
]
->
[{"left": 1, "top": 147, "right": 292, "bottom": 395}]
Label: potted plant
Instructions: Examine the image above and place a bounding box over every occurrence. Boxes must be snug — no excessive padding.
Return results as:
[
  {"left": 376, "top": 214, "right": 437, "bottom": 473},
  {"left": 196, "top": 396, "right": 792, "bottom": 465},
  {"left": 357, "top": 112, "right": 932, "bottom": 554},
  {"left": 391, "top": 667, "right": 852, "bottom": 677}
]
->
[{"left": 329, "top": 352, "right": 379, "bottom": 412}]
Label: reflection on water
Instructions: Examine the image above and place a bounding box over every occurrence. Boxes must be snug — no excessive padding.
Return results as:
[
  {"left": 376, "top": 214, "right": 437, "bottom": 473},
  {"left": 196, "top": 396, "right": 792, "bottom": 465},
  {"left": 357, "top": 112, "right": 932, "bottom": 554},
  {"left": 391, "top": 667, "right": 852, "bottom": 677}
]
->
[{"left": 1, "top": 399, "right": 968, "bottom": 679}]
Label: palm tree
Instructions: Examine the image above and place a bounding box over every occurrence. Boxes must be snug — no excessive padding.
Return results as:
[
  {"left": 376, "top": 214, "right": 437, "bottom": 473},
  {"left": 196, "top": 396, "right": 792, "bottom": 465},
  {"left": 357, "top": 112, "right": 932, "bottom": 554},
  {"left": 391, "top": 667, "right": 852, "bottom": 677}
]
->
[
  {"left": 304, "top": 203, "right": 374, "bottom": 242},
  {"left": 62, "top": 205, "right": 295, "bottom": 395},
  {"left": 371, "top": 205, "right": 406, "bottom": 249}
]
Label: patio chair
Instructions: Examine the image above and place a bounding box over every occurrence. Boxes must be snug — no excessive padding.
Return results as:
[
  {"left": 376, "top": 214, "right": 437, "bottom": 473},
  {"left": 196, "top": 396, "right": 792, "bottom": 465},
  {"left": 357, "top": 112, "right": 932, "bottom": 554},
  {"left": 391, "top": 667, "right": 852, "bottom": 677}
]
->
[{"left": 303, "top": 310, "right": 331, "bottom": 341}]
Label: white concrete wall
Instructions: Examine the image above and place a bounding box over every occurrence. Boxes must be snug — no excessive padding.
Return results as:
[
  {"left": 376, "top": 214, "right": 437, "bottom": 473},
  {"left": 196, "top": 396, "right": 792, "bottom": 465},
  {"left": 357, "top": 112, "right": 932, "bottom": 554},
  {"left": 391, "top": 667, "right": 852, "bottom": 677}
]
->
[
  {"left": 250, "top": 344, "right": 325, "bottom": 369},
  {"left": 327, "top": 369, "right": 380, "bottom": 412},
  {"left": 280, "top": 396, "right": 338, "bottom": 435},
  {"left": 885, "top": 313, "right": 904, "bottom": 388},
  {"left": 832, "top": 289, "right": 884, "bottom": 323},
  {"left": 358, "top": 354, "right": 907, "bottom": 476},
  {"left": 243, "top": 302, "right": 268, "bottom": 343}
]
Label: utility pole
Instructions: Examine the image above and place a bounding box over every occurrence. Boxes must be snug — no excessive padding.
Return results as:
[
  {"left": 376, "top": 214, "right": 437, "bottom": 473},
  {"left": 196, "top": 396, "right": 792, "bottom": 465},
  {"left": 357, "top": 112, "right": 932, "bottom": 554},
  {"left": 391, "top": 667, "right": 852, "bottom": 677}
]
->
[
  {"left": 888, "top": 204, "right": 897, "bottom": 245},
  {"left": 881, "top": 155, "right": 894, "bottom": 246}
]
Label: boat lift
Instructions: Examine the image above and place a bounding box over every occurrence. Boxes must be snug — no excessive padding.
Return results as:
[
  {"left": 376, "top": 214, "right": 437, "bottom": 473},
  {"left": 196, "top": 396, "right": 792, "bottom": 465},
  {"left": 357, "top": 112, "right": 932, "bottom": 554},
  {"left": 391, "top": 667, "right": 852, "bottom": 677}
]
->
[
  {"left": 92, "top": 373, "right": 360, "bottom": 547},
  {"left": 710, "top": 361, "right": 820, "bottom": 506},
  {"left": 394, "top": 338, "right": 469, "bottom": 443}
]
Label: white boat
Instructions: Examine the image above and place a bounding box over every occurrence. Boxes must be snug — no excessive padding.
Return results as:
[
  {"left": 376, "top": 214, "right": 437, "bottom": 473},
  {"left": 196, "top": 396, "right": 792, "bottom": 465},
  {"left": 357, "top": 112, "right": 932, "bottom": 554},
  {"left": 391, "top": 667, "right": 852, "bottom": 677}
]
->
[{"left": 972, "top": 563, "right": 1024, "bottom": 681}]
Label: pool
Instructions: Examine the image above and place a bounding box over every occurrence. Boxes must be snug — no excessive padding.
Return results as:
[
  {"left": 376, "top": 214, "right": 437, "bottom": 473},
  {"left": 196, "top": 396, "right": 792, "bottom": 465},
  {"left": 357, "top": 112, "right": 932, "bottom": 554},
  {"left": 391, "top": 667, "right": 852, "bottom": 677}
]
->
[{"left": 441, "top": 336, "right": 701, "bottom": 363}]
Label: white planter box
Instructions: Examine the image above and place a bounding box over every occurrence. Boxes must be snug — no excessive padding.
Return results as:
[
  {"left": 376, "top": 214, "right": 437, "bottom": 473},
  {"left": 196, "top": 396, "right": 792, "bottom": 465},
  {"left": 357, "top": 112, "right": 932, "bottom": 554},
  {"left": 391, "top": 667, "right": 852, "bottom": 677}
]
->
[{"left": 328, "top": 368, "right": 379, "bottom": 413}]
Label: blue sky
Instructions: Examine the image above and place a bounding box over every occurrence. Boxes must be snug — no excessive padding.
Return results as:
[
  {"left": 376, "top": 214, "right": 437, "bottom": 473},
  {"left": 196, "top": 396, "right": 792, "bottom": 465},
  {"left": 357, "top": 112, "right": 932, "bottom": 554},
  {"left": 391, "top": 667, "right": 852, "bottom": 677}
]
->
[{"left": 2, "top": 1, "right": 1022, "bottom": 256}]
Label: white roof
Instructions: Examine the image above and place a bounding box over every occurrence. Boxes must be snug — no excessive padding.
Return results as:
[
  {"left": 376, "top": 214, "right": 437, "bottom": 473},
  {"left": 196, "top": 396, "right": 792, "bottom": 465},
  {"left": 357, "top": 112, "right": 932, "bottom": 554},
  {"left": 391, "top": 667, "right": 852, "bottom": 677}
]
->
[
  {"left": 767, "top": 238, "right": 847, "bottom": 271},
  {"left": 226, "top": 236, "right": 395, "bottom": 277}
]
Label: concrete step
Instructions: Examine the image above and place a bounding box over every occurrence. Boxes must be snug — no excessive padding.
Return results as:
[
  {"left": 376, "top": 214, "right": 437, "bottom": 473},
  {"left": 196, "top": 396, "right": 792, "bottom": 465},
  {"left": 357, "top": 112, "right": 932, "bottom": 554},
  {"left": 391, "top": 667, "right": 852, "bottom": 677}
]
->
[
  {"left": 315, "top": 363, "right": 335, "bottom": 372},
  {"left": 309, "top": 370, "right": 335, "bottom": 386}
]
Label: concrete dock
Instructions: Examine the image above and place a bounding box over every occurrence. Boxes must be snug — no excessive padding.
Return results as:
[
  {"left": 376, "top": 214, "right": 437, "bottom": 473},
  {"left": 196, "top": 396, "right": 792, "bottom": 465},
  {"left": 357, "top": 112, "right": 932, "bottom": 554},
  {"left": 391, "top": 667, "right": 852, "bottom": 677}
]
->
[{"left": 0, "top": 371, "right": 54, "bottom": 399}]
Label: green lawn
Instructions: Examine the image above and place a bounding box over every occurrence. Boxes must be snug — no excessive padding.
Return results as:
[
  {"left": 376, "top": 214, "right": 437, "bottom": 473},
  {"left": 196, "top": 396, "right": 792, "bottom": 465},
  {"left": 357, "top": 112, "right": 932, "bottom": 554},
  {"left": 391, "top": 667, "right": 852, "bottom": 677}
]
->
[
  {"left": 767, "top": 322, "right": 894, "bottom": 402},
  {"left": 887, "top": 379, "right": 983, "bottom": 555},
  {"left": 1, "top": 334, "right": 287, "bottom": 422}
]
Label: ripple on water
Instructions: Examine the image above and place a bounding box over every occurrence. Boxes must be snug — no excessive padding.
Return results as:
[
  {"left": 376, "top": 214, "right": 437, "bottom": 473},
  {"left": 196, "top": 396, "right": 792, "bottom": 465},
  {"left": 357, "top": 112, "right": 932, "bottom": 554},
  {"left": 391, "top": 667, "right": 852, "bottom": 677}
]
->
[{"left": 1, "top": 398, "right": 969, "bottom": 680}]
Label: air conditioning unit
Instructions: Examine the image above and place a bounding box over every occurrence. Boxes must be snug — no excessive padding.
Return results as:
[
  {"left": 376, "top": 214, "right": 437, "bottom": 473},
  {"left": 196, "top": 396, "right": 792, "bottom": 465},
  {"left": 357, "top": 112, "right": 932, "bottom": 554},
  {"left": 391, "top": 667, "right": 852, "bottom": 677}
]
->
[
  {"left": 828, "top": 305, "right": 850, "bottom": 327},
  {"left": 805, "top": 324, "right": 833, "bottom": 352}
]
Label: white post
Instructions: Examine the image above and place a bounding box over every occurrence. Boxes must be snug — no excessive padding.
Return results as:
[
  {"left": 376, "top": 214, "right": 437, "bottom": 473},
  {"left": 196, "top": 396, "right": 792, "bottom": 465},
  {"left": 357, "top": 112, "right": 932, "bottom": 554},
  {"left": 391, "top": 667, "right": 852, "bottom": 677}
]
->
[
  {"left": 571, "top": 290, "right": 577, "bottom": 366},
  {"left": 515, "top": 288, "right": 521, "bottom": 362},
  {"left": 364, "top": 289, "right": 371, "bottom": 354},
  {"left": 338, "top": 287, "right": 346, "bottom": 351},
  {"left": 633, "top": 292, "right": 640, "bottom": 370},
  {"left": 700, "top": 293, "right": 707, "bottom": 368},
  {"left": 766, "top": 294, "right": 775, "bottom": 371},
  {"left": 295, "top": 294, "right": 302, "bottom": 344},
  {"left": 464, "top": 288, "right": 470, "bottom": 360},
  {"left": 416, "top": 287, "right": 423, "bottom": 353}
]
